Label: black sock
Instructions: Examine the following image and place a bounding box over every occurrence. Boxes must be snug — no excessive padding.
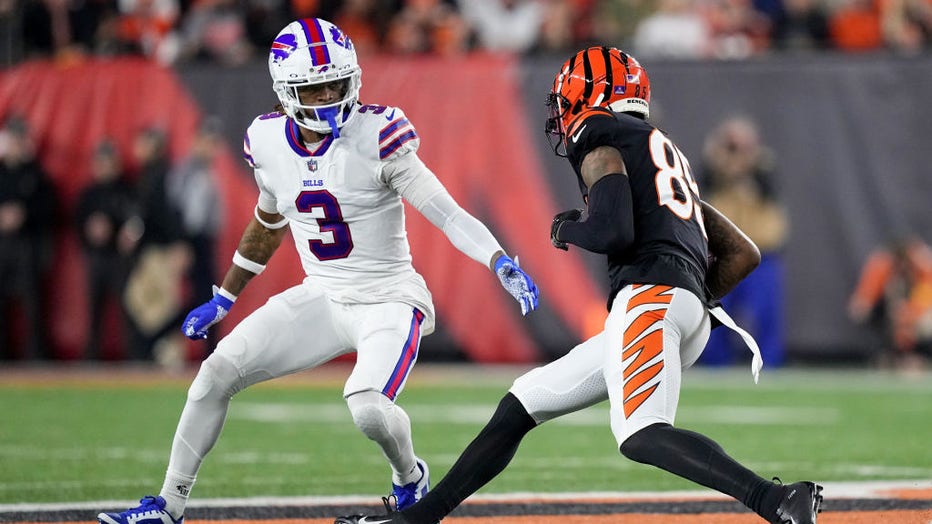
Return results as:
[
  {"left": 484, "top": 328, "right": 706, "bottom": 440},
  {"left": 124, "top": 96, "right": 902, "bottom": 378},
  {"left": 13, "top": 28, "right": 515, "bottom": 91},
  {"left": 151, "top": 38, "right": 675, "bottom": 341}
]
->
[
  {"left": 620, "top": 423, "right": 775, "bottom": 517},
  {"left": 401, "top": 393, "right": 537, "bottom": 524},
  {"left": 747, "top": 479, "right": 788, "bottom": 521}
]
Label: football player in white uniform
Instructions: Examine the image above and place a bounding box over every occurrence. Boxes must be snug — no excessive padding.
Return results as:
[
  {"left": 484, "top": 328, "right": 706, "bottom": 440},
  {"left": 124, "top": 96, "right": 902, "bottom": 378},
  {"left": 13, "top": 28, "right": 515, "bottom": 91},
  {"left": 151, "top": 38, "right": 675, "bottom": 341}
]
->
[{"left": 97, "top": 18, "right": 539, "bottom": 524}]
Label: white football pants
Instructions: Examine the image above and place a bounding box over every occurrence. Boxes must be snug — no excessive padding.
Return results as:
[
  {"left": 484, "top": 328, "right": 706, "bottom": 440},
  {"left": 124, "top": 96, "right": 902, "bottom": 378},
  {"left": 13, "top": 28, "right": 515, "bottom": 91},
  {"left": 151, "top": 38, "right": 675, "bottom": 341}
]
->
[
  {"left": 165, "top": 282, "right": 426, "bottom": 488},
  {"left": 510, "top": 284, "right": 710, "bottom": 447}
]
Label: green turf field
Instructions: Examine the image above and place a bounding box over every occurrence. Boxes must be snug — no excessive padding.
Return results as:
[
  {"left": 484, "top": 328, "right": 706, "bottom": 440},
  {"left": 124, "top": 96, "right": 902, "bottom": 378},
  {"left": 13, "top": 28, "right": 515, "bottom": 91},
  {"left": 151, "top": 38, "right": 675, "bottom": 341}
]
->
[{"left": 1, "top": 366, "right": 930, "bottom": 505}]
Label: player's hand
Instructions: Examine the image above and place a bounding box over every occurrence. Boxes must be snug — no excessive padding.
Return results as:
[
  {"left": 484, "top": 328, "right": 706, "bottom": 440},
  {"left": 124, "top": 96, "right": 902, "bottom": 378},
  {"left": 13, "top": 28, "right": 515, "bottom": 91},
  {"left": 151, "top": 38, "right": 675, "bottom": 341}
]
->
[
  {"left": 494, "top": 254, "right": 539, "bottom": 315},
  {"left": 551, "top": 209, "right": 583, "bottom": 250},
  {"left": 182, "top": 286, "right": 235, "bottom": 340}
]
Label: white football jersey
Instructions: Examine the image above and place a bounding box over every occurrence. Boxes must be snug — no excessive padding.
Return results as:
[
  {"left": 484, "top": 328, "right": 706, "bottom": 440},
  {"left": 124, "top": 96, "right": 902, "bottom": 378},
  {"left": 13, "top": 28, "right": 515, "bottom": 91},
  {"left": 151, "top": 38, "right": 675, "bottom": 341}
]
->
[{"left": 243, "top": 104, "right": 435, "bottom": 333}]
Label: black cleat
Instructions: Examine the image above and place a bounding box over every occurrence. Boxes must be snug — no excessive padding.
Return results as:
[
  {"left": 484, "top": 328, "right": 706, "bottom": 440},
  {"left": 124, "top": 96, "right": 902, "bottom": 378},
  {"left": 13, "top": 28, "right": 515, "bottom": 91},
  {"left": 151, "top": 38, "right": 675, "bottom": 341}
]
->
[
  {"left": 334, "top": 496, "right": 412, "bottom": 524},
  {"left": 772, "top": 481, "right": 823, "bottom": 524}
]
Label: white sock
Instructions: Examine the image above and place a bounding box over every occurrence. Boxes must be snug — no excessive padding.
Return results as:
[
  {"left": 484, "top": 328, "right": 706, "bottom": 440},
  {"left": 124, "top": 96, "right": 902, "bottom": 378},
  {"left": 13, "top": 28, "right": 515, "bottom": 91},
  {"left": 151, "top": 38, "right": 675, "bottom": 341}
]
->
[
  {"left": 159, "top": 470, "right": 196, "bottom": 519},
  {"left": 395, "top": 458, "right": 421, "bottom": 486}
]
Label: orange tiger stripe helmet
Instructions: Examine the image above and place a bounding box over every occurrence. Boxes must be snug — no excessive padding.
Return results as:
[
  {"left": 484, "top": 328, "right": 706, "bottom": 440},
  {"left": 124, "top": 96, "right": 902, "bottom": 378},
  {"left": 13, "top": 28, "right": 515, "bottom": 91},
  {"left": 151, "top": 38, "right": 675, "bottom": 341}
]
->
[{"left": 545, "top": 46, "right": 651, "bottom": 156}]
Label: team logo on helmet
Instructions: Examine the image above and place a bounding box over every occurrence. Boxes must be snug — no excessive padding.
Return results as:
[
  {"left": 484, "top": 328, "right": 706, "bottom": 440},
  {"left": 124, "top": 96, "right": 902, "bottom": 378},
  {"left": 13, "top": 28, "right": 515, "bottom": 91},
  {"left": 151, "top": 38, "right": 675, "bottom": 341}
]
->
[
  {"left": 329, "top": 26, "right": 353, "bottom": 50},
  {"left": 270, "top": 33, "right": 297, "bottom": 63}
]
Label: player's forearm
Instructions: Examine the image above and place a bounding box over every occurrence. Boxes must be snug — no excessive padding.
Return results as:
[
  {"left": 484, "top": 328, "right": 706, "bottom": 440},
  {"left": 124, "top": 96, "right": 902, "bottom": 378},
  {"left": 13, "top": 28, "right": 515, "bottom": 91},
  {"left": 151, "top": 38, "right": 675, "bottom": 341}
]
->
[
  {"left": 416, "top": 191, "right": 504, "bottom": 270},
  {"left": 220, "top": 217, "right": 288, "bottom": 296},
  {"left": 556, "top": 174, "right": 634, "bottom": 254},
  {"left": 703, "top": 201, "right": 760, "bottom": 300}
]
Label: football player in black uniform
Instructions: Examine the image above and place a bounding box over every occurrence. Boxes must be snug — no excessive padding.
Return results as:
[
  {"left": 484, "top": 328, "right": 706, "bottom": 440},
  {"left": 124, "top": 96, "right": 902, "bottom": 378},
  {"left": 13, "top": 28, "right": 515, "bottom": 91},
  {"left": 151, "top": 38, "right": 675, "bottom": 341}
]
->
[{"left": 335, "top": 47, "right": 822, "bottom": 524}]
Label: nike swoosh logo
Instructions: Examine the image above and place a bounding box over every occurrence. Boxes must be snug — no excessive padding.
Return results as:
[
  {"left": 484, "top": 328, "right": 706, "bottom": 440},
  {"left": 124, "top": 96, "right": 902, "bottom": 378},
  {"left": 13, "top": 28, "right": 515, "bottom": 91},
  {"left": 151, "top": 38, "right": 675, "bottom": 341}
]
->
[
  {"left": 385, "top": 109, "right": 396, "bottom": 121},
  {"left": 571, "top": 124, "right": 587, "bottom": 143}
]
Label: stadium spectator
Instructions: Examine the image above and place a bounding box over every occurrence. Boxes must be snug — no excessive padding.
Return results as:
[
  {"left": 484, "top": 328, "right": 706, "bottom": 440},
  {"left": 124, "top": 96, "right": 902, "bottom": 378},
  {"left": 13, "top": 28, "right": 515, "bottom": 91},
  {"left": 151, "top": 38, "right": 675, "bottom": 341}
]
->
[
  {"left": 632, "top": 0, "right": 712, "bottom": 58},
  {"left": 456, "top": 0, "right": 545, "bottom": 53},
  {"left": 176, "top": 0, "right": 252, "bottom": 65},
  {"left": 96, "top": 17, "right": 538, "bottom": 524},
  {"left": 703, "top": 0, "right": 771, "bottom": 58},
  {"left": 166, "top": 117, "right": 224, "bottom": 352},
  {"left": 75, "top": 139, "right": 144, "bottom": 359},
  {"left": 849, "top": 235, "right": 932, "bottom": 371},
  {"left": 880, "top": 0, "right": 932, "bottom": 52},
  {"left": 289, "top": 0, "right": 324, "bottom": 19},
  {"left": 536, "top": 0, "right": 578, "bottom": 53},
  {"left": 18, "top": 0, "right": 65, "bottom": 58},
  {"left": 769, "top": 0, "right": 832, "bottom": 51},
  {"left": 0, "top": 116, "right": 57, "bottom": 360},
  {"left": 588, "top": 0, "right": 658, "bottom": 50},
  {"left": 124, "top": 127, "right": 191, "bottom": 363},
  {"left": 331, "top": 0, "right": 390, "bottom": 56},
  {"left": 829, "top": 0, "right": 884, "bottom": 51},
  {"left": 385, "top": 0, "right": 469, "bottom": 55},
  {"left": 114, "top": 0, "right": 182, "bottom": 63},
  {"left": 699, "top": 115, "right": 789, "bottom": 368},
  {"left": 241, "top": 0, "right": 293, "bottom": 53}
]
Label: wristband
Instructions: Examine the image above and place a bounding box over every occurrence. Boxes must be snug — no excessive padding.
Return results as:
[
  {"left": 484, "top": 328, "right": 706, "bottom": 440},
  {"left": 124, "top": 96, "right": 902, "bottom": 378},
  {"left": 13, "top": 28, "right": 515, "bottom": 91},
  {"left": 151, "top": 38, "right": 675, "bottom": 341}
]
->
[
  {"left": 212, "top": 285, "right": 237, "bottom": 304},
  {"left": 232, "top": 250, "right": 266, "bottom": 275},
  {"left": 254, "top": 206, "right": 289, "bottom": 229}
]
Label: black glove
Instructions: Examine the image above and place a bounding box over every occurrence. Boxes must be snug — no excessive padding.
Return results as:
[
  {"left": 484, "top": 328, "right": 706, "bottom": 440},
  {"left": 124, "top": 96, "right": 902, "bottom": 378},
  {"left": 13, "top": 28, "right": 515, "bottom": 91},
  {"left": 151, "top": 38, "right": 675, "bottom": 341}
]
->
[{"left": 551, "top": 209, "right": 583, "bottom": 250}]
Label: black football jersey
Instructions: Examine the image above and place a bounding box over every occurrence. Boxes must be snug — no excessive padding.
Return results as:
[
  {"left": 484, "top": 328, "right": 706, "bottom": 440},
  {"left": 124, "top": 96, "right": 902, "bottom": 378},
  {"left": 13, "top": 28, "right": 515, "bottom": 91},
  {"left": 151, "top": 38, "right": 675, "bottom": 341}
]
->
[{"left": 565, "top": 109, "right": 709, "bottom": 306}]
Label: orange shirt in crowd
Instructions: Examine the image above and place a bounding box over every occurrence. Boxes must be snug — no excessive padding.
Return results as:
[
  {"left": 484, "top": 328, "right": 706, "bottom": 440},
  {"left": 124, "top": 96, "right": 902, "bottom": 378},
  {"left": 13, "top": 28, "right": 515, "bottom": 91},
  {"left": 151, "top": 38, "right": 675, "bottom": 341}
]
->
[{"left": 829, "top": 0, "right": 884, "bottom": 50}]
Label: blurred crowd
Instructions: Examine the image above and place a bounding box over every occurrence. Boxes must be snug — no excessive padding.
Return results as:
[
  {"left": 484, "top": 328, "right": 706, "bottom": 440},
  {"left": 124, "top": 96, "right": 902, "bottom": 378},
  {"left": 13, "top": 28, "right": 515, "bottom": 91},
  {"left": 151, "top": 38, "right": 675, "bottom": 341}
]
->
[
  {"left": 2, "top": 0, "right": 931, "bottom": 67},
  {"left": 0, "top": 115, "right": 223, "bottom": 364}
]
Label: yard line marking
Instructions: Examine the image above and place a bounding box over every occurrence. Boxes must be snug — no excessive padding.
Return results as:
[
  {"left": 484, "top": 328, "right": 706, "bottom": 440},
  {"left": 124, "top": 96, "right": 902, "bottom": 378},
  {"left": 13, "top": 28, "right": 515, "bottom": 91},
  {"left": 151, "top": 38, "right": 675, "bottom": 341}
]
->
[{"left": 229, "top": 402, "right": 839, "bottom": 426}]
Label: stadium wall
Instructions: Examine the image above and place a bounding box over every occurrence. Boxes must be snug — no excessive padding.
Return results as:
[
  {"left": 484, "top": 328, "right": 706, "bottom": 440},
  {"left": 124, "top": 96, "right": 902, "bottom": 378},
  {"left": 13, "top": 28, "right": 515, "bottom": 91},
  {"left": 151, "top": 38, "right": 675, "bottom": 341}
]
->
[{"left": 2, "top": 53, "right": 929, "bottom": 363}]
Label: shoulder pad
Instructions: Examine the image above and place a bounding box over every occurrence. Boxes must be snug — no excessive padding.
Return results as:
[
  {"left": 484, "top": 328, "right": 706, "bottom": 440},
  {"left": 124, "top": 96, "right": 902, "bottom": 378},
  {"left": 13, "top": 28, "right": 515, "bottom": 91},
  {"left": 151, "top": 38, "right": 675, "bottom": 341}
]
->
[
  {"left": 363, "top": 105, "right": 418, "bottom": 161},
  {"left": 566, "top": 107, "right": 614, "bottom": 137},
  {"left": 244, "top": 111, "right": 288, "bottom": 168}
]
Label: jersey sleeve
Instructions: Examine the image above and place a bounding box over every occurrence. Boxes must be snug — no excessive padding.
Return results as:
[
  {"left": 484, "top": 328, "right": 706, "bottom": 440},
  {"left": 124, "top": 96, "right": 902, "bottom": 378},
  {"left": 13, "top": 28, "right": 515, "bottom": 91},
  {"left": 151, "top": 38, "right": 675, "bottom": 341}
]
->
[
  {"left": 565, "top": 109, "right": 624, "bottom": 201},
  {"left": 244, "top": 119, "right": 278, "bottom": 214},
  {"left": 243, "top": 129, "right": 257, "bottom": 169},
  {"left": 566, "top": 109, "right": 620, "bottom": 162},
  {"left": 384, "top": 152, "right": 503, "bottom": 267},
  {"left": 378, "top": 107, "right": 420, "bottom": 161}
]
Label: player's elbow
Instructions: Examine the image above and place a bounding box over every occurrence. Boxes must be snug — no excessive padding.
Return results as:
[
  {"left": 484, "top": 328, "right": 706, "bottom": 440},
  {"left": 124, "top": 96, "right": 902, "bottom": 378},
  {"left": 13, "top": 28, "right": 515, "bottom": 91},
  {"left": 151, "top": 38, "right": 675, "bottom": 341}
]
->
[{"left": 737, "top": 239, "right": 761, "bottom": 278}]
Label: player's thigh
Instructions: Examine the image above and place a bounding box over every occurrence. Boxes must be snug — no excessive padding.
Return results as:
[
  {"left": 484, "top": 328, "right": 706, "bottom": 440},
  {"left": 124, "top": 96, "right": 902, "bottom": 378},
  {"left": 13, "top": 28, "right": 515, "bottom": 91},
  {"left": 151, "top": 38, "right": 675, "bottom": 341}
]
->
[
  {"left": 214, "top": 284, "right": 350, "bottom": 386},
  {"left": 605, "top": 285, "right": 705, "bottom": 445},
  {"left": 509, "top": 331, "right": 608, "bottom": 424},
  {"left": 343, "top": 303, "right": 426, "bottom": 400}
]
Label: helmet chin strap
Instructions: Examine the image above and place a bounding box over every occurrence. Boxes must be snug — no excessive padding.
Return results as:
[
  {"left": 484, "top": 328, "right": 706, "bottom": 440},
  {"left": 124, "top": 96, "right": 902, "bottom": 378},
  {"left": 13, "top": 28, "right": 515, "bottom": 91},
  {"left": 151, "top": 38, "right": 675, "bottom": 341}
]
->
[{"left": 318, "top": 106, "right": 341, "bottom": 138}]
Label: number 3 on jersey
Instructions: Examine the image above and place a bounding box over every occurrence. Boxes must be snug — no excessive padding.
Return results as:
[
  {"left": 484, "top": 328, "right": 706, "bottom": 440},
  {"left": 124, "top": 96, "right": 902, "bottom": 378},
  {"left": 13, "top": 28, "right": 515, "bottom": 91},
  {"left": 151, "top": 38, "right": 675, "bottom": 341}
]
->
[
  {"left": 295, "top": 190, "right": 354, "bottom": 260},
  {"left": 649, "top": 130, "right": 707, "bottom": 238}
]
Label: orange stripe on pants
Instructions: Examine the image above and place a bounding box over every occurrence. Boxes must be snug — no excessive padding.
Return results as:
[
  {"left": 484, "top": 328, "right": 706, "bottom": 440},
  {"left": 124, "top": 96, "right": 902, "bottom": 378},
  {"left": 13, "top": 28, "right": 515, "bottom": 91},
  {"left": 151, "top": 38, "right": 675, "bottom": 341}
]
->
[{"left": 621, "top": 285, "right": 671, "bottom": 418}]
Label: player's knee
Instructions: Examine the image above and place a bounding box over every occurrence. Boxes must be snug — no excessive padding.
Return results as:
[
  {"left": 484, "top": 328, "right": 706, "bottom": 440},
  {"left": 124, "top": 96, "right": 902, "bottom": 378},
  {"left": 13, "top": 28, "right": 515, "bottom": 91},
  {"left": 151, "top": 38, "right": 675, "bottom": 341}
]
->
[
  {"left": 187, "top": 353, "right": 243, "bottom": 402},
  {"left": 619, "top": 422, "right": 670, "bottom": 463},
  {"left": 346, "top": 390, "right": 394, "bottom": 440},
  {"left": 487, "top": 392, "right": 537, "bottom": 435}
]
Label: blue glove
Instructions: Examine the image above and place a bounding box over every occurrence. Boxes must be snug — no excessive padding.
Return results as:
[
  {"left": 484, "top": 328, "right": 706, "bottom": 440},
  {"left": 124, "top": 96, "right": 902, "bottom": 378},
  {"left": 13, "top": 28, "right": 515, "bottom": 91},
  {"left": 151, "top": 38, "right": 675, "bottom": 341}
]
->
[
  {"left": 494, "top": 254, "right": 539, "bottom": 316},
  {"left": 182, "top": 286, "right": 235, "bottom": 340}
]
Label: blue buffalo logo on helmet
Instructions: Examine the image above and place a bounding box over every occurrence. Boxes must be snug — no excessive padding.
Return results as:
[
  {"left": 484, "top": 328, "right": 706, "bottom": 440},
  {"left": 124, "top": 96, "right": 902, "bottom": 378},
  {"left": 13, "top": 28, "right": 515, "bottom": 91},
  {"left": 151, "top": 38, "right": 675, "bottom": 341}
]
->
[
  {"left": 329, "top": 26, "right": 353, "bottom": 50},
  {"left": 270, "top": 33, "right": 297, "bottom": 62}
]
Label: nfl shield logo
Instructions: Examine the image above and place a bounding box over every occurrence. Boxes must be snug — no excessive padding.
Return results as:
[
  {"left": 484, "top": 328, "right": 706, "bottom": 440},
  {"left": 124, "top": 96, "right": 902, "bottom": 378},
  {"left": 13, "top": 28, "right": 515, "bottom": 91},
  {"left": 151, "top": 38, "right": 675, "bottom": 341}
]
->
[{"left": 306, "top": 159, "right": 318, "bottom": 172}]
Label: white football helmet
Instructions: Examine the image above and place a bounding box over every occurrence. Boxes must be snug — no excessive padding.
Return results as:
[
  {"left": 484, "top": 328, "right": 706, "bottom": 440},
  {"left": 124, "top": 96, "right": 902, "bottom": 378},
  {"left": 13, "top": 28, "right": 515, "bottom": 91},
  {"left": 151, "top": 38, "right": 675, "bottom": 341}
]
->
[{"left": 268, "top": 18, "right": 361, "bottom": 136}]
